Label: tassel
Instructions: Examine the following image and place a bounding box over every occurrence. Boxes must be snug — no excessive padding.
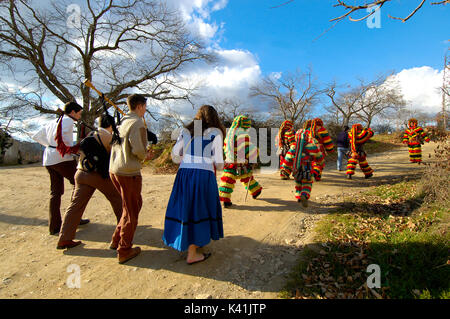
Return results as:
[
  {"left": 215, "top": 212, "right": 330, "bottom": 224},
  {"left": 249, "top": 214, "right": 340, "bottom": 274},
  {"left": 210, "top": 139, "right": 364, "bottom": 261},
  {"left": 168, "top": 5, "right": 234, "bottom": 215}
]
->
[{"left": 55, "top": 114, "right": 80, "bottom": 157}]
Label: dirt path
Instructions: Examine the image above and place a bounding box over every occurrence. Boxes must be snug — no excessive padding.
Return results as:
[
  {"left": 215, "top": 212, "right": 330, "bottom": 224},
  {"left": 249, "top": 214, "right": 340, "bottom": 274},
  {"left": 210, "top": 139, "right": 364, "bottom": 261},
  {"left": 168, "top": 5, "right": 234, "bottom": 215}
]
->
[{"left": 0, "top": 143, "right": 436, "bottom": 299}]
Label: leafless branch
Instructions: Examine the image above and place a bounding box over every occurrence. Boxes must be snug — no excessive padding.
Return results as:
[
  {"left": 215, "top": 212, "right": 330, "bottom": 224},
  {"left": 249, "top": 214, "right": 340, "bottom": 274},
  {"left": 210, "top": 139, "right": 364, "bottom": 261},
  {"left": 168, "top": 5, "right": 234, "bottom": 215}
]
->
[{"left": 0, "top": 0, "right": 211, "bottom": 129}]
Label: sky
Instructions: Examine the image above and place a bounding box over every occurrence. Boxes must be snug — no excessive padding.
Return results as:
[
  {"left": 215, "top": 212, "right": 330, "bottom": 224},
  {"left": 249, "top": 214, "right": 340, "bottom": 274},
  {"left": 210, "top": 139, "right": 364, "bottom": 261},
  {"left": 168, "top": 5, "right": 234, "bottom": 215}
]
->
[
  {"left": 212, "top": 0, "right": 449, "bottom": 82},
  {"left": 181, "top": 0, "right": 449, "bottom": 114},
  {"left": 3, "top": 0, "right": 450, "bottom": 140}
]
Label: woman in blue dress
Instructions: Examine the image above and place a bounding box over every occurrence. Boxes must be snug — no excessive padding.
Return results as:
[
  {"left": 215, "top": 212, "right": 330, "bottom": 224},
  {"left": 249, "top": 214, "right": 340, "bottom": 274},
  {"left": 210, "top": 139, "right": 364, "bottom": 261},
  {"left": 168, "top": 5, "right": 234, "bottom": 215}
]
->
[{"left": 163, "top": 105, "right": 226, "bottom": 264}]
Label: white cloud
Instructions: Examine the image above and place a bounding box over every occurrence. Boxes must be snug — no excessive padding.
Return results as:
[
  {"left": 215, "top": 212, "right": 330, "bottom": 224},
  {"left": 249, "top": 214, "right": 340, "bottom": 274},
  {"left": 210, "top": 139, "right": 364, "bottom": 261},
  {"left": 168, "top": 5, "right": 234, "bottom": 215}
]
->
[
  {"left": 177, "top": 49, "right": 261, "bottom": 101},
  {"left": 391, "top": 66, "right": 444, "bottom": 114},
  {"left": 3, "top": 0, "right": 268, "bottom": 140},
  {"left": 165, "top": 0, "right": 228, "bottom": 42}
]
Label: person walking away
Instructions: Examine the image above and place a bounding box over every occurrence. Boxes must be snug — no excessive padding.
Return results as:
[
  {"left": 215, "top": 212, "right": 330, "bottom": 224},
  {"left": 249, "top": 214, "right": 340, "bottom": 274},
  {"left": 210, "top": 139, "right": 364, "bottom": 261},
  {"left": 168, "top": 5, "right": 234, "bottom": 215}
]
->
[
  {"left": 309, "top": 118, "right": 335, "bottom": 181},
  {"left": 163, "top": 105, "right": 225, "bottom": 264},
  {"left": 276, "top": 120, "right": 296, "bottom": 180},
  {"left": 346, "top": 124, "right": 374, "bottom": 179},
  {"left": 218, "top": 115, "right": 262, "bottom": 208},
  {"left": 56, "top": 114, "right": 123, "bottom": 249},
  {"left": 32, "top": 101, "right": 89, "bottom": 235},
  {"left": 289, "top": 128, "right": 324, "bottom": 208},
  {"left": 336, "top": 126, "right": 350, "bottom": 171},
  {"left": 109, "top": 94, "right": 154, "bottom": 264},
  {"left": 280, "top": 120, "right": 312, "bottom": 177}
]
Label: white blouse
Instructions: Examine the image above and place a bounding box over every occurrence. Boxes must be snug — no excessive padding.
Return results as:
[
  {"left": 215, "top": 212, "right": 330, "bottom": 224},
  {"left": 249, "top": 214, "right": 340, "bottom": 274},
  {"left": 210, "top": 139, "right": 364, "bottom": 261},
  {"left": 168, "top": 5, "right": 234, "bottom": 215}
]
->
[{"left": 172, "top": 127, "right": 224, "bottom": 173}]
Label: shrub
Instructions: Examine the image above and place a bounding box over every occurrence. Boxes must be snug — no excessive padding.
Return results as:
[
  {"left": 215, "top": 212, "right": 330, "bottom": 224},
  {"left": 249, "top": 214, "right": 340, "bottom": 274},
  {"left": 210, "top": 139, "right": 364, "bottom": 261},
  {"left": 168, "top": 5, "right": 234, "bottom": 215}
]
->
[{"left": 418, "top": 134, "right": 450, "bottom": 204}]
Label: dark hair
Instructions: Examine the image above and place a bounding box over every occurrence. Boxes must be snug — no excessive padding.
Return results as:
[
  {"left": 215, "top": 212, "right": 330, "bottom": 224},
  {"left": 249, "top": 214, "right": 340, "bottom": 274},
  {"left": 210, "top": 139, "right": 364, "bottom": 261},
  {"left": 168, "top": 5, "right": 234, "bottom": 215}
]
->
[
  {"left": 185, "top": 105, "right": 226, "bottom": 137},
  {"left": 64, "top": 101, "right": 82, "bottom": 115},
  {"left": 99, "top": 114, "right": 114, "bottom": 129},
  {"left": 127, "top": 94, "right": 147, "bottom": 111},
  {"left": 344, "top": 126, "right": 350, "bottom": 131}
]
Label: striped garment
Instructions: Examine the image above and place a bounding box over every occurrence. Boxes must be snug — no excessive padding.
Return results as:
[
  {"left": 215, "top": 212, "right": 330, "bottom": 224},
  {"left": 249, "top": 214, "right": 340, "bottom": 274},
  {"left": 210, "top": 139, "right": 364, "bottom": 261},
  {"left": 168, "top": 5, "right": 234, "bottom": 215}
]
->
[
  {"left": 310, "top": 126, "right": 335, "bottom": 181},
  {"left": 219, "top": 116, "right": 262, "bottom": 204},
  {"left": 218, "top": 163, "right": 262, "bottom": 203},
  {"left": 316, "top": 127, "right": 335, "bottom": 154},
  {"left": 278, "top": 122, "right": 296, "bottom": 178},
  {"left": 349, "top": 127, "right": 374, "bottom": 152},
  {"left": 286, "top": 129, "right": 324, "bottom": 200},
  {"left": 402, "top": 126, "right": 430, "bottom": 163},
  {"left": 346, "top": 126, "right": 374, "bottom": 177}
]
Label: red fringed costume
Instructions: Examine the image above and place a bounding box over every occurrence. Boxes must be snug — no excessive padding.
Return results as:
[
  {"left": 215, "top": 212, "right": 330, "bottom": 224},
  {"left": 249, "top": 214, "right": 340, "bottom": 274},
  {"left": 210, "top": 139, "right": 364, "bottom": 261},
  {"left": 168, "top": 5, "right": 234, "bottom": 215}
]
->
[
  {"left": 346, "top": 124, "right": 374, "bottom": 179},
  {"left": 402, "top": 118, "right": 430, "bottom": 163},
  {"left": 277, "top": 120, "right": 296, "bottom": 179},
  {"left": 309, "top": 118, "right": 334, "bottom": 181}
]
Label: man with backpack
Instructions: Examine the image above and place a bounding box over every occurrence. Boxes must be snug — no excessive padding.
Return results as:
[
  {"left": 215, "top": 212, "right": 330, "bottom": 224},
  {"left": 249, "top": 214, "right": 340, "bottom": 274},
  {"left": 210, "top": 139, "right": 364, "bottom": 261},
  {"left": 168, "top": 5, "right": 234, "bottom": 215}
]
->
[{"left": 56, "top": 114, "right": 122, "bottom": 249}]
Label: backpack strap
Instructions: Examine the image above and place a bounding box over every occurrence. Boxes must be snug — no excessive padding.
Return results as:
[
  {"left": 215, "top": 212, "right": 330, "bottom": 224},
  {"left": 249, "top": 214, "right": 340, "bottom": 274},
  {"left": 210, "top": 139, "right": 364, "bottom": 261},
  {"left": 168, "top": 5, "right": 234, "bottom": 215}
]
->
[{"left": 95, "top": 131, "right": 108, "bottom": 154}]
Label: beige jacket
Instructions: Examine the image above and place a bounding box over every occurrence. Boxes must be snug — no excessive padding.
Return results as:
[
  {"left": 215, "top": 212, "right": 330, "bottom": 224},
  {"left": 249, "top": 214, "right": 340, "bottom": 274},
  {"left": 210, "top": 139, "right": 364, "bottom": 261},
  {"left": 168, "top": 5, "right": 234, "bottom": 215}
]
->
[
  {"left": 77, "top": 127, "right": 113, "bottom": 171},
  {"left": 109, "top": 112, "right": 148, "bottom": 176}
]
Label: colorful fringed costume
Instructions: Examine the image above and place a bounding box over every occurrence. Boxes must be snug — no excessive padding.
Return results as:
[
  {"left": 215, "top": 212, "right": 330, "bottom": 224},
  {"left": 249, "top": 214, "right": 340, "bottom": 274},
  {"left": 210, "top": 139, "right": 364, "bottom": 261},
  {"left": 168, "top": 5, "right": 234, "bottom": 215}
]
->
[
  {"left": 346, "top": 124, "right": 374, "bottom": 179},
  {"left": 219, "top": 116, "right": 262, "bottom": 207},
  {"left": 287, "top": 129, "right": 324, "bottom": 207},
  {"left": 277, "top": 120, "right": 296, "bottom": 179},
  {"left": 402, "top": 118, "right": 430, "bottom": 163},
  {"left": 280, "top": 120, "right": 312, "bottom": 178},
  {"left": 309, "top": 118, "right": 334, "bottom": 181}
]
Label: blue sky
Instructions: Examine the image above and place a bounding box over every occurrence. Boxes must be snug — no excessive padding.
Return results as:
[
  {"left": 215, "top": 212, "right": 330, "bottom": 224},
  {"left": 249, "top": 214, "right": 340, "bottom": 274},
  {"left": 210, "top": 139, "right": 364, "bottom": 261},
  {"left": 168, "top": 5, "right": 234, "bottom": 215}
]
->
[{"left": 210, "top": 0, "right": 449, "bottom": 86}]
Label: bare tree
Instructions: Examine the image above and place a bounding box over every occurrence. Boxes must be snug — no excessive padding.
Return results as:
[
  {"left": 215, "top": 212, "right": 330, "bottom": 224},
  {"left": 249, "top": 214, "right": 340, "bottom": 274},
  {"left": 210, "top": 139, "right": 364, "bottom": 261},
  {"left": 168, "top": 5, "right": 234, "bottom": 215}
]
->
[
  {"left": 326, "top": 82, "right": 366, "bottom": 127},
  {"left": 212, "top": 98, "right": 257, "bottom": 126},
  {"left": 0, "top": 0, "right": 211, "bottom": 129},
  {"left": 326, "top": 75, "right": 402, "bottom": 127},
  {"left": 250, "top": 69, "right": 323, "bottom": 125},
  {"left": 356, "top": 78, "right": 406, "bottom": 127}
]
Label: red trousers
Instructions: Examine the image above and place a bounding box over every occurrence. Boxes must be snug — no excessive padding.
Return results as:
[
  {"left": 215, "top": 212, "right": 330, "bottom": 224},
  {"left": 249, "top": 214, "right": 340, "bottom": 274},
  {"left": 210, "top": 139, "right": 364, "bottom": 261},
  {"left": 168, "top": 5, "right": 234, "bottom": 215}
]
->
[
  {"left": 45, "top": 160, "right": 77, "bottom": 233},
  {"left": 110, "top": 173, "right": 143, "bottom": 257}
]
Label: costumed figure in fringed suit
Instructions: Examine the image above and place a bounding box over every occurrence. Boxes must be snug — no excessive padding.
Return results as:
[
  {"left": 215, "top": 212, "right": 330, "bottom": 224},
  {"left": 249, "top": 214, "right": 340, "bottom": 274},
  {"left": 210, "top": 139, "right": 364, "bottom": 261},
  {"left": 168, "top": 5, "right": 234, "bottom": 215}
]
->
[
  {"left": 402, "top": 118, "right": 430, "bottom": 164},
  {"left": 346, "top": 124, "right": 374, "bottom": 179},
  {"left": 276, "top": 120, "right": 296, "bottom": 180},
  {"left": 288, "top": 128, "right": 324, "bottom": 208},
  {"left": 280, "top": 120, "right": 312, "bottom": 176},
  {"left": 219, "top": 115, "right": 262, "bottom": 208},
  {"left": 309, "top": 118, "right": 334, "bottom": 181}
]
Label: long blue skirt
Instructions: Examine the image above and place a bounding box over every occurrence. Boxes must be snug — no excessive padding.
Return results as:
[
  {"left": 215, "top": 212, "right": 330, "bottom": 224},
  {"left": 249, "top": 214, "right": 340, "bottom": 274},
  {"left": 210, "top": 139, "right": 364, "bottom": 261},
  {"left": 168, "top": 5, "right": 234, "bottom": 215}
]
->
[{"left": 163, "top": 168, "right": 224, "bottom": 252}]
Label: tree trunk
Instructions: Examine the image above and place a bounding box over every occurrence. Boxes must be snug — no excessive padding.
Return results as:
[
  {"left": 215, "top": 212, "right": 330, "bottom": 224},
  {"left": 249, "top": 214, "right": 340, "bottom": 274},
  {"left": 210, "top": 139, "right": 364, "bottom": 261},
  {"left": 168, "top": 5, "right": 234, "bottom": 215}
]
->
[{"left": 342, "top": 115, "right": 351, "bottom": 127}]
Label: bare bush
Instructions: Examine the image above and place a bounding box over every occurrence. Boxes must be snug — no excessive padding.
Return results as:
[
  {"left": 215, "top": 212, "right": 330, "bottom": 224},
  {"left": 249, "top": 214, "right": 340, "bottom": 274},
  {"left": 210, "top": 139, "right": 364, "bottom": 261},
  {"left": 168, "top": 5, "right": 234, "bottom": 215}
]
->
[{"left": 419, "top": 133, "right": 450, "bottom": 204}]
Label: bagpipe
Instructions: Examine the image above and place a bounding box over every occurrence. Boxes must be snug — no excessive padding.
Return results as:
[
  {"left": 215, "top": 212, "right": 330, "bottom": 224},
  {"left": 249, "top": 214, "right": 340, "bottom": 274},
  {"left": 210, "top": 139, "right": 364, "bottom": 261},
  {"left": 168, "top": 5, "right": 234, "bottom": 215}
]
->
[
  {"left": 83, "top": 79, "right": 158, "bottom": 145},
  {"left": 83, "top": 79, "right": 158, "bottom": 165}
]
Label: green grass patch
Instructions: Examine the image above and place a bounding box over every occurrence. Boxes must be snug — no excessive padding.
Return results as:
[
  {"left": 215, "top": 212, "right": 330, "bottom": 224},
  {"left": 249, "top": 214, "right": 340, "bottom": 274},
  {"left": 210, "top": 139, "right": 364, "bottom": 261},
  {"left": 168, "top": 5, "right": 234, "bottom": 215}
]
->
[{"left": 282, "top": 179, "right": 450, "bottom": 299}]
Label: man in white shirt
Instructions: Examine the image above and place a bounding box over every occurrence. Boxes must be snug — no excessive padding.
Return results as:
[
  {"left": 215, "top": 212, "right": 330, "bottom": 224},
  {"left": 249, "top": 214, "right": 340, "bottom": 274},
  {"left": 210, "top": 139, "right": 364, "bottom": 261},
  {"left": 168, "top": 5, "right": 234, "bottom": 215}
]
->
[{"left": 32, "top": 101, "right": 89, "bottom": 235}]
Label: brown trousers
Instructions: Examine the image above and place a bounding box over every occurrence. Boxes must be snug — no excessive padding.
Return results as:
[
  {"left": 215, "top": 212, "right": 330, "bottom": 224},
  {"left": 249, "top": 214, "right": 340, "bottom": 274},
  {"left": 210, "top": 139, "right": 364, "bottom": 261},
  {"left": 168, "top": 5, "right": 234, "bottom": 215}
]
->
[
  {"left": 45, "top": 160, "right": 77, "bottom": 233},
  {"left": 110, "top": 173, "right": 143, "bottom": 256},
  {"left": 59, "top": 169, "right": 123, "bottom": 242}
]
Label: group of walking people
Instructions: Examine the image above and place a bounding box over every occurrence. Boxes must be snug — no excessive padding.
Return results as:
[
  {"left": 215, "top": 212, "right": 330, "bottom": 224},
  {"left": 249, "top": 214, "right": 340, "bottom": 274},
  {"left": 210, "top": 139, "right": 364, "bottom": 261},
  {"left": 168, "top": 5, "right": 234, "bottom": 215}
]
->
[
  {"left": 33, "top": 98, "right": 430, "bottom": 265},
  {"left": 276, "top": 118, "right": 376, "bottom": 206}
]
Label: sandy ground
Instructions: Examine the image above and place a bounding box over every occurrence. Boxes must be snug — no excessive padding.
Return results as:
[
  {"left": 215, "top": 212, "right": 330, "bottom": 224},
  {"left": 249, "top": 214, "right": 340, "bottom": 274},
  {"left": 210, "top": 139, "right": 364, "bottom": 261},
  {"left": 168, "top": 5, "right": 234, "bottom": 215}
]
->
[{"left": 0, "top": 143, "right": 436, "bottom": 299}]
